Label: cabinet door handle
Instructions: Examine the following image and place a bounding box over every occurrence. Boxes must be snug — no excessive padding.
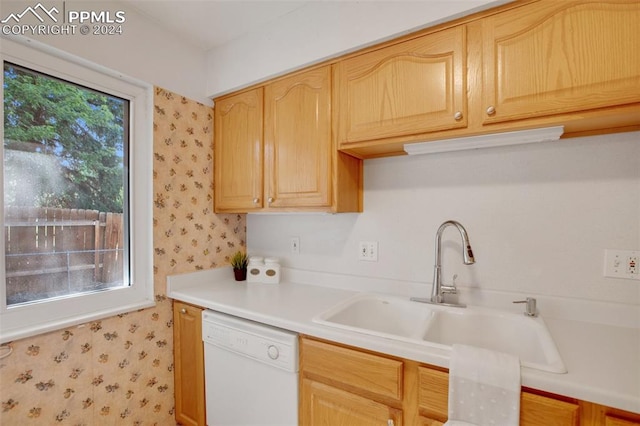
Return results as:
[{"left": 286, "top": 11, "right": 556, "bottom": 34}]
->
[
  {"left": 252, "top": 197, "right": 260, "bottom": 204},
  {"left": 267, "top": 197, "right": 274, "bottom": 204},
  {"left": 387, "top": 419, "right": 394, "bottom": 426},
  {"left": 180, "top": 308, "right": 187, "bottom": 314},
  {"left": 454, "top": 111, "right": 463, "bottom": 121},
  {"left": 486, "top": 105, "right": 496, "bottom": 116}
]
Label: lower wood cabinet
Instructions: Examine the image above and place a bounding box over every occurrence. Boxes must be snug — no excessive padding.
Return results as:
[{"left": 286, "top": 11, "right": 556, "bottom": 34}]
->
[
  {"left": 300, "top": 336, "right": 640, "bottom": 426},
  {"left": 173, "top": 301, "right": 206, "bottom": 426},
  {"left": 302, "top": 379, "right": 403, "bottom": 425},
  {"left": 170, "top": 312, "right": 639, "bottom": 426},
  {"left": 580, "top": 402, "right": 640, "bottom": 426},
  {"left": 604, "top": 417, "right": 640, "bottom": 426},
  {"left": 300, "top": 337, "right": 404, "bottom": 425}
]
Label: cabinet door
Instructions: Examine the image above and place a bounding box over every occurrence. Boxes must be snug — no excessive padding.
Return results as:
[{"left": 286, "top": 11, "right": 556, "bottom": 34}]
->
[
  {"left": 301, "top": 379, "right": 403, "bottom": 426},
  {"left": 264, "top": 66, "right": 331, "bottom": 208},
  {"left": 520, "top": 392, "right": 579, "bottom": 426},
  {"left": 301, "top": 337, "right": 403, "bottom": 402},
  {"left": 335, "top": 25, "right": 466, "bottom": 145},
  {"left": 481, "top": 0, "right": 640, "bottom": 125},
  {"left": 605, "top": 416, "right": 640, "bottom": 426},
  {"left": 214, "top": 88, "right": 263, "bottom": 212},
  {"left": 417, "top": 365, "right": 449, "bottom": 422},
  {"left": 173, "top": 301, "right": 205, "bottom": 426},
  {"left": 580, "top": 400, "right": 640, "bottom": 426}
]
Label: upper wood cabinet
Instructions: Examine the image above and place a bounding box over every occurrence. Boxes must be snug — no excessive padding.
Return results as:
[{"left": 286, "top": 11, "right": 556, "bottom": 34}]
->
[
  {"left": 332, "top": 0, "right": 639, "bottom": 158},
  {"left": 214, "top": 0, "right": 639, "bottom": 164},
  {"left": 480, "top": 0, "right": 640, "bottom": 125},
  {"left": 264, "top": 66, "right": 332, "bottom": 209},
  {"left": 335, "top": 25, "right": 466, "bottom": 148},
  {"left": 214, "top": 66, "right": 362, "bottom": 213},
  {"left": 214, "top": 88, "right": 263, "bottom": 211}
]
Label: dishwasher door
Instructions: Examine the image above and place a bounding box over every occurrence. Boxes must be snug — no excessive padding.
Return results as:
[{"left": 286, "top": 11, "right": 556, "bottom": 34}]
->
[{"left": 202, "top": 310, "right": 298, "bottom": 426}]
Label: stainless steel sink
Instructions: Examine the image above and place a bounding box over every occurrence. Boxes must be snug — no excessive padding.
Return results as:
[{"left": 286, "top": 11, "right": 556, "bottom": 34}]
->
[{"left": 313, "top": 292, "right": 567, "bottom": 373}]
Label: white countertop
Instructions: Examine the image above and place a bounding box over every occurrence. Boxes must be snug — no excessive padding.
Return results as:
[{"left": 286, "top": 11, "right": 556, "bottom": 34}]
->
[{"left": 167, "top": 267, "right": 640, "bottom": 414}]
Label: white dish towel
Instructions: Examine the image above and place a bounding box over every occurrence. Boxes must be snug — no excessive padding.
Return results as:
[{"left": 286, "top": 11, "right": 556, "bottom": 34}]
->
[{"left": 444, "top": 344, "right": 521, "bottom": 426}]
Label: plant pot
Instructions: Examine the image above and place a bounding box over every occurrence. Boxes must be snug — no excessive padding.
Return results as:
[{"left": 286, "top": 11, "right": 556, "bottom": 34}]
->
[{"left": 233, "top": 268, "right": 247, "bottom": 281}]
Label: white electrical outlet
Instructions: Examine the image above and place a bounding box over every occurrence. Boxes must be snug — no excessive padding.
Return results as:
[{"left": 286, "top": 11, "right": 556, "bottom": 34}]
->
[
  {"left": 358, "top": 241, "right": 378, "bottom": 262},
  {"left": 604, "top": 249, "right": 640, "bottom": 280},
  {"left": 290, "top": 236, "right": 300, "bottom": 254}
]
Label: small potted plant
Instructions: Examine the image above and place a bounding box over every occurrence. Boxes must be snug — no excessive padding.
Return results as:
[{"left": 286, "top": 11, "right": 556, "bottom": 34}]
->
[{"left": 230, "top": 250, "right": 248, "bottom": 281}]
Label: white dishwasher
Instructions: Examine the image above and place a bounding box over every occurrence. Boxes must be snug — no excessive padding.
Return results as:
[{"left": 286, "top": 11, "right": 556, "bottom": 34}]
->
[{"left": 202, "top": 310, "right": 298, "bottom": 426}]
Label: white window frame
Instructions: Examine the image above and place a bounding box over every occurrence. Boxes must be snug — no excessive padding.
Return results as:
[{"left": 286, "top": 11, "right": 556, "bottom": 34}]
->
[{"left": 0, "top": 36, "right": 154, "bottom": 343}]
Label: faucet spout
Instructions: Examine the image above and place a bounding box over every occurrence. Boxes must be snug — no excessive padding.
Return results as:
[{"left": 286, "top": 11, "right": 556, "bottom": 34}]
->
[{"left": 431, "top": 220, "right": 474, "bottom": 305}]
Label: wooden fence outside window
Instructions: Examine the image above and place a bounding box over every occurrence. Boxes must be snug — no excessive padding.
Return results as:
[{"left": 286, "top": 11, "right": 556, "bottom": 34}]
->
[{"left": 4, "top": 207, "right": 124, "bottom": 305}]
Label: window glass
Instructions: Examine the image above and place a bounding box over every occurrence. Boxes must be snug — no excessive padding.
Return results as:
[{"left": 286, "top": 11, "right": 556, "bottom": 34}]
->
[
  {"left": 3, "top": 62, "right": 130, "bottom": 306},
  {"left": 1, "top": 37, "right": 153, "bottom": 343}
]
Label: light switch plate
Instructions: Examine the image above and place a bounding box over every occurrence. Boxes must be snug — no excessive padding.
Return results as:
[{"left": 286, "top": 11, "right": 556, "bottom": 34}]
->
[
  {"left": 290, "top": 236, "right": 300, "bottom": 254},
  {"left": 358, "top": 241, "right": 378, "bottom": 262}
]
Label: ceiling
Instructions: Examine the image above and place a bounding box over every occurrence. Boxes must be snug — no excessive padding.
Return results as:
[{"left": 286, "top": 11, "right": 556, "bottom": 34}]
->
[{"left": 120, "top": 1, "right": 313, "bottom": 51}]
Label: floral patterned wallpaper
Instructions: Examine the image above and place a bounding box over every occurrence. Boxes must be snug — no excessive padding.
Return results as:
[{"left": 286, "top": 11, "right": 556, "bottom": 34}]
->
[{"left": 0, "top": 87, "right": 246, "bottom": 425}]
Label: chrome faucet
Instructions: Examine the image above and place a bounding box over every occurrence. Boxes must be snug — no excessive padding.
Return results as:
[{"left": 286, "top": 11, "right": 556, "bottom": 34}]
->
[{"left": 412, "top": 220, "right": 475, "bottom": 307}]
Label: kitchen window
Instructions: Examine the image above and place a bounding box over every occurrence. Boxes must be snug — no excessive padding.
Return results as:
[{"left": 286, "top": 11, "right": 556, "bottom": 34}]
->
[{"left": 0, "top": 37, "right": 154, "bottom": 343}]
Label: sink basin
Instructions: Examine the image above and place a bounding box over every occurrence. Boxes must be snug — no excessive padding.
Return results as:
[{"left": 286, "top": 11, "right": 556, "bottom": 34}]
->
[
  {"left": 313, "top": 293, "right": 433, "bottom": 343},
  {"left": 421, "top": 306, "right": 567, "bottom": 373},
  {"left": 313, "top": 293, "right": 566, "bottom": 374}
]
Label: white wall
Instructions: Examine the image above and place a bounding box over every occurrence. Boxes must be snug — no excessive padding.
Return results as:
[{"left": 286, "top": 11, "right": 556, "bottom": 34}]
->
[
  {"left": 2, "top": 1, "right": 209, "bottom": 104},
  {"left": 205, "top": 0, "right": 509, "bottom": 97},
  {"left": 247, "top": 132, "right": 640, "bottom": 306}
]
